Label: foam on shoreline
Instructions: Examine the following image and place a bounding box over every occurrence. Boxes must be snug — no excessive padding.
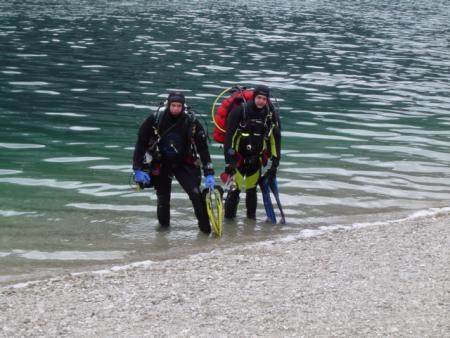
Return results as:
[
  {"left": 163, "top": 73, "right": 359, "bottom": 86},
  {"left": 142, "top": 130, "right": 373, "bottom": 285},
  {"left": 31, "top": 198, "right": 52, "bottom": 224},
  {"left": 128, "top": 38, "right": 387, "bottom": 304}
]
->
[{"left": 4, "top": 206, "right": 449, "bottom": 290}]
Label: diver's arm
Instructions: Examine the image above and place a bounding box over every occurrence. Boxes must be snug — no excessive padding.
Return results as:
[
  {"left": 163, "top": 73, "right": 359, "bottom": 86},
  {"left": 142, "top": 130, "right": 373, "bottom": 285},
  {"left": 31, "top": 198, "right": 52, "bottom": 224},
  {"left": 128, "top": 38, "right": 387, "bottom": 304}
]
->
[
  {"left": 271, "top": 112, "right": 282, "bottom": 167},
  {"left": 194, "top": 120, "right": 214, "bottom": 176},
  {"left": 132, "top": 115, "right": 156, "bottom": 170},
  {"left": 223, "top": 105, "right": 243, "bottom": 165}
]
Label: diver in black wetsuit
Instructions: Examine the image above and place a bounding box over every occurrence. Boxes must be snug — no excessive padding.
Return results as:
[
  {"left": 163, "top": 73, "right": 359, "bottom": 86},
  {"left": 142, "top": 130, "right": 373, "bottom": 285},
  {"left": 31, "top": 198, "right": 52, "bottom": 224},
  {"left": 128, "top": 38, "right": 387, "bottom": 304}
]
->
[{"left": 133, "top": 92, "right": 215, "bottom": 234}]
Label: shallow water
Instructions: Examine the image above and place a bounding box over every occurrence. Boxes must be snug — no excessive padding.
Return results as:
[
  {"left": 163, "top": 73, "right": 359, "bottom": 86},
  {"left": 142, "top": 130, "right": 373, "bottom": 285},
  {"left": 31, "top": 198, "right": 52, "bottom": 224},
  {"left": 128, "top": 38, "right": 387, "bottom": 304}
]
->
[{"left": 1, "top": 0, "right": 450, "bottom": 284}]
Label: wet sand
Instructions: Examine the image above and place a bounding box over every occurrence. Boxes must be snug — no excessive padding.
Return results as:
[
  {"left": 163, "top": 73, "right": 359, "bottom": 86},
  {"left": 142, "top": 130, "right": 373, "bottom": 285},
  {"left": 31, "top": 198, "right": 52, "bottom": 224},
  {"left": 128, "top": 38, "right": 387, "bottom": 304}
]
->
[{"left": 1, "top": 214, "right": 450, "bottom": 337}]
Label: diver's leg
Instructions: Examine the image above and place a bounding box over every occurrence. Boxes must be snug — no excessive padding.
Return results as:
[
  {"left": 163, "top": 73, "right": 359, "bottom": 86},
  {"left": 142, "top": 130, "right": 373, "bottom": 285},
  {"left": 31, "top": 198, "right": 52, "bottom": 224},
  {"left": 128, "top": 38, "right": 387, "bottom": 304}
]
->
[
  {"left": 224, "top": 168, "right": 244, "bottom": 219},
  {"left": 175, "top": 165, "right": 211, "bottom": 234},
  {"left": 225, "top": 188, "right": 240, "bottom": 219},
  {"left": 246, "top": 187, "right": 257, "bottom": 219},
  {"left": 244, "top": 162, "right": 261, "bottom": 219},
  {"left": 153, "top": 167, "right": 172, "bottom": 227}
]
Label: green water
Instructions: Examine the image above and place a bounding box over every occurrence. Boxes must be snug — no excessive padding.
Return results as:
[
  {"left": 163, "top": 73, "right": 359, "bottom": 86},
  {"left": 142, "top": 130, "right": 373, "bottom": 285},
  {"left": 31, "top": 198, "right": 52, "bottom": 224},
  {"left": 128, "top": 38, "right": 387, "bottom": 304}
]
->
[{"left": 1, "top": 0, "right": 450, "bottom": 284}]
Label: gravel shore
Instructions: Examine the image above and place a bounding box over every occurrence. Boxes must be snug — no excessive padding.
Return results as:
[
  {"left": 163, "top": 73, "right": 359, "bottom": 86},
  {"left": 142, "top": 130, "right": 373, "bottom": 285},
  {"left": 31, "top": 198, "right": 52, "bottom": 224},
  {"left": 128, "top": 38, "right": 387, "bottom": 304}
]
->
[{"left": 1, "top": 214, "right": 450, "bottom": 337}]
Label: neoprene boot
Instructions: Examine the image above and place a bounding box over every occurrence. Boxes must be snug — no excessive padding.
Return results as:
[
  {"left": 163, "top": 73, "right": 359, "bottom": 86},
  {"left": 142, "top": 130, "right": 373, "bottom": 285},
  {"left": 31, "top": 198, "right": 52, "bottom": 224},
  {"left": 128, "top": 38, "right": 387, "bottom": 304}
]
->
[
  {"left": 225, "top": 189, "right": 240, "bottom": 219},
  {"left": 189, "top": 187, "right": 211, "bottom": 234}
]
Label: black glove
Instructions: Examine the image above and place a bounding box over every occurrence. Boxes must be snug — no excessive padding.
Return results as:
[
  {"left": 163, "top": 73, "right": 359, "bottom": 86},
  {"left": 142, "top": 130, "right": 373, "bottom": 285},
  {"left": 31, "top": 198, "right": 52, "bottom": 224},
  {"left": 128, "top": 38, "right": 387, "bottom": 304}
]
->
[
  {"left": 266, "top": 157, "right": 279, "bottom": 176},
  {"left": 266, "top": 167, "right": 277, "bottom": 176},
  {"left": 224, "top": 164, "right": 236, "bottom": 176},
  {"left": 226, "top": 148, "right": 238, "bottom": 168}
]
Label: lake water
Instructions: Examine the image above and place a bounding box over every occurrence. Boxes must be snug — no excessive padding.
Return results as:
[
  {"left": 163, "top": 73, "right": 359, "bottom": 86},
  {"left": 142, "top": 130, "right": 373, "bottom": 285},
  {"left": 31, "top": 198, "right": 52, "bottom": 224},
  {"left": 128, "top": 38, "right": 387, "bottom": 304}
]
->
[{"left": 1, "top": 0, "right": 450, "bottom": 284}]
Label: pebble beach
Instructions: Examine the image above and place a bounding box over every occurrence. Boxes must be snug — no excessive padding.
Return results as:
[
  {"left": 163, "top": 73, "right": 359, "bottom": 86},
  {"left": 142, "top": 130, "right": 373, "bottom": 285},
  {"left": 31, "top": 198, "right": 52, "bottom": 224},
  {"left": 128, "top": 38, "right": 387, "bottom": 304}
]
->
[{"left": 1, "top": 214, "right": 450, "bottom": 337}]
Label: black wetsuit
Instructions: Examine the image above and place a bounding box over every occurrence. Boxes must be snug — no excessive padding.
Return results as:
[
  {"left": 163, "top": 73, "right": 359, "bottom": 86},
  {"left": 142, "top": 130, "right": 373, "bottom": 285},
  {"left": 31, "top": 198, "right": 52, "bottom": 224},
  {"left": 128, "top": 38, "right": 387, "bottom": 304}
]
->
[
  {"left": 223, "top": 101, "right": 281, "bottom": 219},
  {"left": 133, "top": 108, "right": 214, "bottom": 233}
]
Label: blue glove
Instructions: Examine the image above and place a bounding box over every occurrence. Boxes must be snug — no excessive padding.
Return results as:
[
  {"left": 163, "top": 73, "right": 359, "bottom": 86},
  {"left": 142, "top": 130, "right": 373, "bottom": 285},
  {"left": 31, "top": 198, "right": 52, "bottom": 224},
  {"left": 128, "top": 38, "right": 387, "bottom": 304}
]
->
[
  {"left": 204, "top": 174, "right": 215, "bottom": 190},
  {"left": 134, "top": 170, "right": 150, "bottom": 184}
]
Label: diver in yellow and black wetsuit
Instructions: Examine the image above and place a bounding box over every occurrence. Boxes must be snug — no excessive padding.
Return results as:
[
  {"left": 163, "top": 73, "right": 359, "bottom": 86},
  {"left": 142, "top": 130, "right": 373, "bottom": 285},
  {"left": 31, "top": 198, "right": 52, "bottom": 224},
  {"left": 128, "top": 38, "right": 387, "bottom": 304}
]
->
[{"left": 221, "top": 85, "right": 281, "bottom": 219}]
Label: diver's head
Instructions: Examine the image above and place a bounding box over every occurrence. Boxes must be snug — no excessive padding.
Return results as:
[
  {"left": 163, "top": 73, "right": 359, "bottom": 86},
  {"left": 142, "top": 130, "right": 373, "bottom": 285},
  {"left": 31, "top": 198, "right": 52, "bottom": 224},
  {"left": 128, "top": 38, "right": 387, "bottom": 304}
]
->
[
  {"left": 253, "top": 85, "right": 270, "bottom": 109},
  {"left": 167, "top": 91, "right": 185, "bottom": 116}
]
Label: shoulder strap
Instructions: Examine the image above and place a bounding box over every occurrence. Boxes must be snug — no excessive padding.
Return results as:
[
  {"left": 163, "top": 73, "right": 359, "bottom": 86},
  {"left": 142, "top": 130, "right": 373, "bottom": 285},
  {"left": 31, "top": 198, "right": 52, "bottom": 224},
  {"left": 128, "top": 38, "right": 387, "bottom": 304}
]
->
[
  {"left": 185, "top": 108, "right": 198, "bottom": 141},
  {"left": 237, "top": 101, "right": 250, "bottom": 123},
  {"left": 242, "top": 102, "right": 248, "bottom": 122},
  {"left": 155, "top": 109, "right": 165, "bottom": 132}
]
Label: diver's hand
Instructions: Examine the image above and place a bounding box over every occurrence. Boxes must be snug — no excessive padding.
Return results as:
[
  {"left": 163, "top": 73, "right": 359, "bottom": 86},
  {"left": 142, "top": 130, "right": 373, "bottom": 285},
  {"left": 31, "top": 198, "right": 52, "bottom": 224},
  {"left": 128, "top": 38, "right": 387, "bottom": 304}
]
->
[
  {"left": 220, "top": 165, "right": 235, "bottom": 183},
  {"left": 134, "top": 170, "right": 151, "bottom": 185},
  {"left": 266, "top": 158, "right": 279, "bottom": 176},
  {"left": 204, "top": 175, "right": 215, "bottom": 190}
]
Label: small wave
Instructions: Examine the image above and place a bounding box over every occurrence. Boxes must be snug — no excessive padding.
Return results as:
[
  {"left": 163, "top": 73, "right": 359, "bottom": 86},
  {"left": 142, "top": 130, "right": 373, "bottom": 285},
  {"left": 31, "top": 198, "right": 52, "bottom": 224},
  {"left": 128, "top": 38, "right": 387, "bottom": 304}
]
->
[
  {"left": 352, "top": 145, "right": 450, "bottom": 162},
  {"left": 69, "top": 126, "right": 100, "bottom": 131},
  {"left": 391, "top": 128, "right": 450, "bottom": 136},
  {"left": 286, "top": 152, "right": 340, "bottom": 159},
  {"left": 66, "top": 203, "right": 155, "bottom": 212},
  {"left": 81, "top": 65, "right": 110, "bottom": 68},
  {"left": 0, "top": 169, "right": 22, "bottom": 175},
  {"left": 43, "top": 157, "right": 109, "bottom": 163},
  {"left": 2, "top": 71, "right": 22, "bottom": 74},
  {"left": 89, "top": 165, "right": 131, "bottom": 173},
  {"left": 0, "top": 143, "right": 45, "bottom": 149},
  {"left": 44, "top": 112, "right": 88, "bottom": 117},
  {"left": 296, "top": 121, "right": 318, "bottom": 126},
  {"left": 9, "top": 81, "right": 48, "bottom": 86},
  {"left": 35, "top": 90, "right": 60, "bottom": 95},
  {"left": 343, "top": 158, "right": 450, "bottom": 174},
  {"left": 0, "top": 177, "right": 131, "bottom": 198},
  {"left": 197, "top": 65, "right": 234, "bottom": 71},
  {"left": 405, "top": 207, "right": 450, "bottom": 220},
  {"left": 117, "top": 103, "right": 156, "bottom": 109},
  {"left": 283, "top": 131, "right": 363, "bottom": 141},
  {"left": 184, "top": 71, "right": 205, "bottom": 76},
  {"left": 327, "top": 128, "right": 400, "bottom": 138},
  {"left": 258, "top": 207, "right": 450, "bottom": 247},
  {"left": 75, "top": 182, "right": 131, "bottom": 197},
  {"left": 73, "top": 260, "right": 156, "bottom": 276},
  {"left": 262, "top": 70, "right": 290, "bottom": 75},
  {"left": 166, "top": 88, "right": 193, "bottom": 92},
  {"left": 0, "top": 210, "right": 37, "bottom": 217},
  {"left": 16, "top": 54, "right": 48, "bottom": 57},
  {"left": 10, "top": 250, "right": 129, "bottom": 261},
  {"left": 5, "top": 260, "right": 156, "bottom": 289},
  {"left": 201, "top": 84, "right": 224, "bottom": 89}
]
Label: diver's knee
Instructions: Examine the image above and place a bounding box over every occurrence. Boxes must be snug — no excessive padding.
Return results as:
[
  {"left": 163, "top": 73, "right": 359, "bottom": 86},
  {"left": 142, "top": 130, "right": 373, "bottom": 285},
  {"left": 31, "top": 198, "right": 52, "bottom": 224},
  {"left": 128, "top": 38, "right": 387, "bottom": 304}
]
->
[{"left": 187, "top": 187, "right": 202, "bottom": 201}]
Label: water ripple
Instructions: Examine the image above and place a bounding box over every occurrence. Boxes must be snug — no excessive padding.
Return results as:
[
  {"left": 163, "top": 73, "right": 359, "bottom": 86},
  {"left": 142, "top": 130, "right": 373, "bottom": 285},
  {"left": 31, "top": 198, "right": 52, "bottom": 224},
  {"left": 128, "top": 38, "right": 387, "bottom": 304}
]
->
[
  {"left": 0, "top": 143, "right": 45, "bottom": 149},
  {"left": 1, "top": 0, "right": 450, "bottom": 277},
  {"left": 66, "top": 203, "right": 155, "bottom": 212}
]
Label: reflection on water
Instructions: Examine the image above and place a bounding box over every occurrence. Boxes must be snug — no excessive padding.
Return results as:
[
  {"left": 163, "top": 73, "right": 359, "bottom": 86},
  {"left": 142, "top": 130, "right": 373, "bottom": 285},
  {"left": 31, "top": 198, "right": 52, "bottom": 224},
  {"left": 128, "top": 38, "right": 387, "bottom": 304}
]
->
[{"left": 1, "top": 0, "right": 450, "bottom": 283}]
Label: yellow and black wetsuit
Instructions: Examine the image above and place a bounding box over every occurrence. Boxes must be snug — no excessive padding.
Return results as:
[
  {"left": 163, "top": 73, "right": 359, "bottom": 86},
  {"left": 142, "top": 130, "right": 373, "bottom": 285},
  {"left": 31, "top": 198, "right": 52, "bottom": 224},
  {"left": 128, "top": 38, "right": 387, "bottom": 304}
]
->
[{"left": 223, "top": 101, "right": 281, "bottom": 219}]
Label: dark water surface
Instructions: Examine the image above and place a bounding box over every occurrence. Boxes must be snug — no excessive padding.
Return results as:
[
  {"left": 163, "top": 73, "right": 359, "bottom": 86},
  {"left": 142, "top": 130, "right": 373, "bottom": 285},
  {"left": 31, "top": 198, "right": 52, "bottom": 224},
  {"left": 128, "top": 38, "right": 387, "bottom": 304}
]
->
[{"left": 1, "top": 0, "right": 450, "bottom": 284}]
